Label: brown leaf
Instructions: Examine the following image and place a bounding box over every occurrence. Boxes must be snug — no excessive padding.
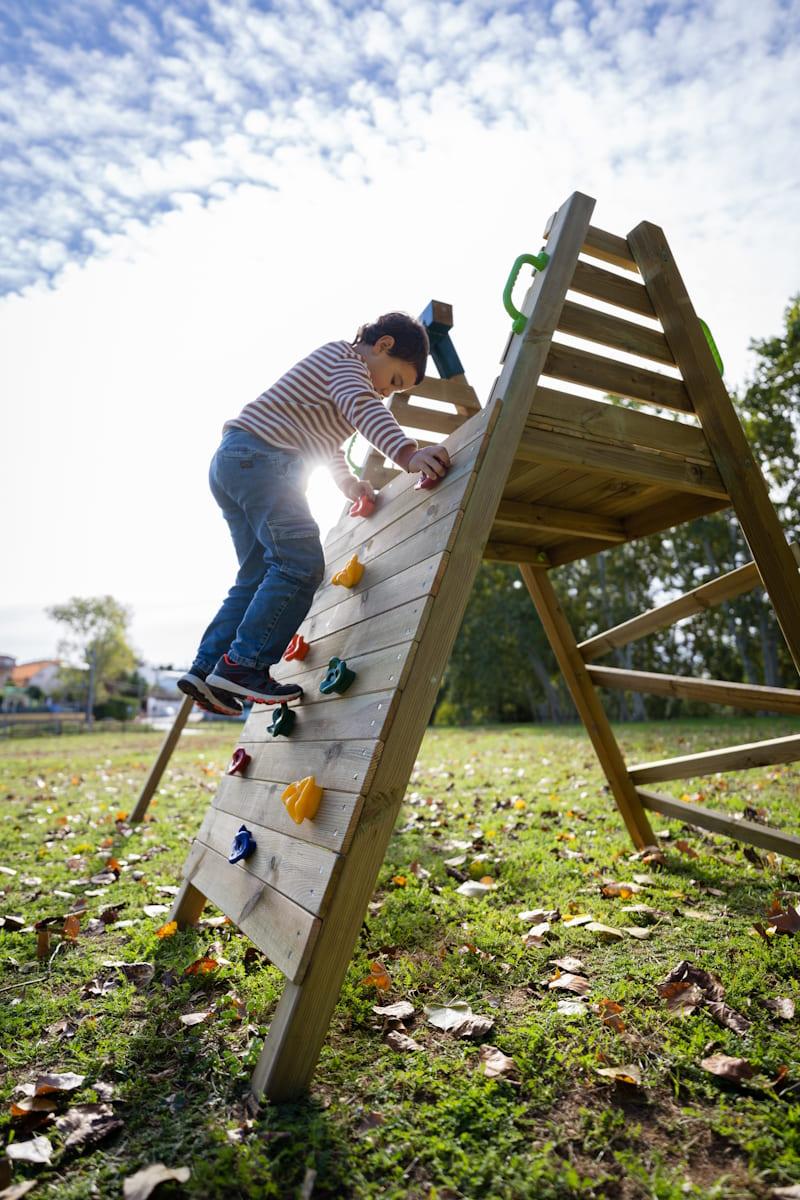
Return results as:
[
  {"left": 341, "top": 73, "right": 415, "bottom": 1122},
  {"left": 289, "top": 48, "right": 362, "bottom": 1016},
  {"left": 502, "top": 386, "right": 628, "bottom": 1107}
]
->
[
  {"left": 595, "top": 1064, "right": 642, "bottom": 1086},
  {"left": 705, "top": 1000, "right": 752, "bottom": 1036},
  {"left": 771, "top": 1186, "right": 800, "bottom": 1199},
  {"left": 183, "top": 957, "right": 219, "bottom": 976},
  {"left": 103, "top": 961, "right": 155, "bottom": 989},
  {"left": 155, "top": 921, "right": 177, "bottom": 939},
  {"left": 33, "top": 1072, "right": 85, "bottom": 1096},
  {"left": 585, "top": 922, "right": 625, "bottom": 942},
  {"left": 360, "top": 961, "right": 391, "bottom": 992},
  {"left": 54, "top": 1103, "right": 122, "bottom": 1151},
  {"left": 700, "top": 1054, "right": 754, "bottom": 1082},
  {"left": 478, "top": 1045, "right": 519, "bottom": 1080},
  {"left": 62, "top": 915, "right": 80, "bottom": 941},
  {"left": 372, "top": 1001, "right": 415, "bottom": 1022},
  {"left": 768, "top": 905, "right": 800, "bottom": 935},
  {"left": 179, "top": 1011, "right": 211, "bottom": 1026},
  {"left": 521, "top": 921, "right": 552, "bottom": 947},
  {"left": 601, "top": 882, "right": 641, "bottom": 898},
  {"left": 10, "top": 1096, "right": 58, "bottom": 1119},
  {"left": 549, "top": 956, "right": 584, "bottom": 974},
  {"left": 675, "top": 839, "right": 699, "bottom": 859},
  {"left": 659, "top": 961, "right": 725, "bottom": 1003},
  {"left": 593, "top": 999, "right": 625, "bottom": 1033},
  {"left": 384, "top": 1030, "right": 423, "bottom": 1052},
  {"left": 548, "top": 973, "right": 590, "bottom": 996},
  {"left": 658, "top": 981, "right": 705, "bottom": 1016},
  {"left": 122, "top": 1163, "right": 191, "bottom": 1200},
  {"left": 765, "top": 998, "right": 796, "bottom": 1021}
]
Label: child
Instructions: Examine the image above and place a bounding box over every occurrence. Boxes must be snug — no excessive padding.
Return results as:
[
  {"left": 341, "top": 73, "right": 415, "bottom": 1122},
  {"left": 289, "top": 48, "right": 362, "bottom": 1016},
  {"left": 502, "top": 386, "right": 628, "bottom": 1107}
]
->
[{"left": 178, "top": 312, "right": 451, "bottom": 715}]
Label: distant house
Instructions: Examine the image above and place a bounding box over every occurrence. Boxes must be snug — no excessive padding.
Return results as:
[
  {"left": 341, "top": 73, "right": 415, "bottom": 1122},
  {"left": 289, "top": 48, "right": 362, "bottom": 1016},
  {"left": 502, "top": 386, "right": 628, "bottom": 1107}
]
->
[
  {"left": 0, "top": 656, "right": 14, "bottom": 687},
  {"left": 10, "top": 660, "right": 61, "bottom": 696}
]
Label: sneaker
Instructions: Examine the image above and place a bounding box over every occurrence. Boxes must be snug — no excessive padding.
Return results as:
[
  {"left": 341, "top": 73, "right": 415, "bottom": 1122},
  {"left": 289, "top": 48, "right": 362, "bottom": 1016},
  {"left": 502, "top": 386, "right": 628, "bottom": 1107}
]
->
[
  {"left": 177, "top": 665, "right": 243, "bottom": 717},
  {"left": 207, "top": 654, "right": 304, "bottom": 705}
]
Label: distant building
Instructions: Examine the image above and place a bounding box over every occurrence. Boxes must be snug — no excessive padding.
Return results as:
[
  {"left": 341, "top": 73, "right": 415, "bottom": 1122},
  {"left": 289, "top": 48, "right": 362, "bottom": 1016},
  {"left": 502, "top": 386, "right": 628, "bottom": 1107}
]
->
[
  {"left": 0, "top": 656, "right": 14, "bottom": 687},
  {"left": 10, "top": 660, "right": 61, "bottom": 696}
]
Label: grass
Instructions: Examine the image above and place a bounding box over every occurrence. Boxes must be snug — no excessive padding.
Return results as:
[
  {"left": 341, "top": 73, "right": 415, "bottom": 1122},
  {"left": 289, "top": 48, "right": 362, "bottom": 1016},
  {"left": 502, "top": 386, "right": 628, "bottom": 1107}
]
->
[{"left": 1, "top": 716, "right": 799, "bottom": 1199}]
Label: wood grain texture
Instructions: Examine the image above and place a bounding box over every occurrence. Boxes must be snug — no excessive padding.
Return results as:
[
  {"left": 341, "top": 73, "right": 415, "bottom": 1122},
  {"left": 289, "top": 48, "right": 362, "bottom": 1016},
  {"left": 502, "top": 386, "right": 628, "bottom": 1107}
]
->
[
  {"left": 569, "top": 259, "right": 656, "bottom": 317},
  {"left": 214, "top": 772, "right": 364, "bottom": 853},
  {"left": 637, "top": 790, "right": 800, "bottom": 860},
  {"left": 587, "top": 664, "right": 800, "bottom": 714},
  {"left": 543, "top": 342, "right": 692, "bottom": 412},
  {"left": 628, "top": 733, "right": 800, "bottom": 784},
  {"left": 557, "top": 299, "right": 675, "bottom": 365}
]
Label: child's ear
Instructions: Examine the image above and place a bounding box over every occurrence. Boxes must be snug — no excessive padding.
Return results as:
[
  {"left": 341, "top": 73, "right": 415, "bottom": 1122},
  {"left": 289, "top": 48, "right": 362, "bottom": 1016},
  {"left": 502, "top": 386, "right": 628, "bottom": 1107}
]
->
[{"left": 375, "top": 334, "right": 395, "bottom": 354}]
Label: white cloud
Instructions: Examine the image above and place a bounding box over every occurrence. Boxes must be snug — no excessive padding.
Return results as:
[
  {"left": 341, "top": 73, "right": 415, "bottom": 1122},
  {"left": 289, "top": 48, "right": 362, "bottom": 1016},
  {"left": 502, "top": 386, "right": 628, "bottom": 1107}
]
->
[{"left": 1, "top": 0, "right": 799, "bottom": 665}]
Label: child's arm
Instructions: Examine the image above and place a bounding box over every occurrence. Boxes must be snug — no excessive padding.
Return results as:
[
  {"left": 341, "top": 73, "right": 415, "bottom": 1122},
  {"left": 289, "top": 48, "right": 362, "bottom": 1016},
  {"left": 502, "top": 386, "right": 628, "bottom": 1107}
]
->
[
  {"left": 328, "top": 358, "right": 418, "bottom": 469},
  {"left": 329, "top": 450, "right": 377, "bottom": 501}
]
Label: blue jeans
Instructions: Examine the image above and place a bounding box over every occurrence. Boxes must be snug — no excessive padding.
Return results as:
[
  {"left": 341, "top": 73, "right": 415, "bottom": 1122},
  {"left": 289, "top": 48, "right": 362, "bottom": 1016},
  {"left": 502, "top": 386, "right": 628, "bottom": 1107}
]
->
[{"left": 193, "top": 429, "right": 326, "bottom": 673}]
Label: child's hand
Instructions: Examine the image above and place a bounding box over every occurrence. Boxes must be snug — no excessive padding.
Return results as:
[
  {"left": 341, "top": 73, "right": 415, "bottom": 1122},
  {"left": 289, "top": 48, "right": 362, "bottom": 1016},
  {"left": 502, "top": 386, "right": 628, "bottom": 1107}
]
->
[
  {"left": 408, "top": 445, "right": 450, "bottom": 481},
  {"left": 341, "top": 476, "right": 377, "bottom": 503}
]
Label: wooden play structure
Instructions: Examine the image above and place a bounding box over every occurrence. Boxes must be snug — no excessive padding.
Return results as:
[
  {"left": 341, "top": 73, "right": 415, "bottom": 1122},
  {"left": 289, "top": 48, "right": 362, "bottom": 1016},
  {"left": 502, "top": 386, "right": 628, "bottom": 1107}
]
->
[{"left": 153, "top": 191, "right": 799, "bottom": 1101}]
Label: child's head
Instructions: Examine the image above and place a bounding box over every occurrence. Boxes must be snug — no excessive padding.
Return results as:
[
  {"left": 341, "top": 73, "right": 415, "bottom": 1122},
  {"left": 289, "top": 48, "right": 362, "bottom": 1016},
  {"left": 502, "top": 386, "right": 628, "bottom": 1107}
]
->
[{"left": 353, "top": 312, "right": 429, "bottom": 396}]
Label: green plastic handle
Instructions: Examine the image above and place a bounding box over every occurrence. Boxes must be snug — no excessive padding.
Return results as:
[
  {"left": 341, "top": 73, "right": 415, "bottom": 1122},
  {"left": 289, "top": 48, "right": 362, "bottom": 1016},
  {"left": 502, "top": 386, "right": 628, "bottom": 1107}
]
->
[
  {"left": 503, "top": 251, "right": 550, "bottom": 334},
  {"left": 699, "top": 318, "right": 724, "bottom": 377},
  {"left": 344, "top": 432, "right": 363, "bottom": 478}
]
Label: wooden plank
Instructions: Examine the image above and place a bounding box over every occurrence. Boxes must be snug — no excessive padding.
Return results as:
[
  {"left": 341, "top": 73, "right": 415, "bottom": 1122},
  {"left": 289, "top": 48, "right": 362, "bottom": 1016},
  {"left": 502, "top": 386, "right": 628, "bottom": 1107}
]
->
[
  {"left": 520, "top": 565, "right": 654, "bottom": 848},
  {"left": 131, "top": 693, "right": 193, "bottom": 823},
  {"left": 388, "top": 397, "right": 464, "bottom": 436},
  {"left": 628, "top": 221, "right": 800, "bottom": 676},
  {"left": 579, "top": 550, "right": 800, "bottom": 662},
  {"left": 484, "top": 541, "right": 549, "bottom": 564},
  {"left": 275, "top": 640, "right": 418, "bottom": 705},
  {"left": 236, "top": 738, "right": 381, "bottom": 794},
  {"left": 195, "top": 807, "right": 341, "bottom": 917},
  {"left": 324, "top": 404, "right": 492, "bottom": 556},
  {"left": 544, "top": 343, "right": 693, "bottom": 413},
  {"left": 517, "top": 428, "right": 728, "bottom": 498},
  {"left": 637, "top": 789, "right": 800, "bottom": 860},
  {"left": 405, "top": 375, "right": 482, "bottom": 414},
  {"left": 251, "top": 191, "right": 600, "bottom": 1103},
  {"left": 529, "top": 388, "right": 712, "bottom": 461},
  {"left": 244, "top": 687, "right": 400, "bottom": 743},
  {"left": 587, "top": 664, "right": 800, "bottom": 714},
  {"left": 177, "top": 840, "right": 320, "bottom": 983},
  {"left": 493, "top": 498, "right": 626, "bottom": 542},
  {"left": 302, "top": 554, "right": 446, "bottom": 646},
  {"left": 544, "top": 214, "right": 639, "bottom": 273},
  {"left": 214, "top": 773, "right": 364, "bottom": 854},
  {"left": 558, "top": 299, "right": 675, "bottom": 366},
  {"left": 317, "top": 508, "right": 463, "bottom": 619},
  {"left": 569, "top": 259, "right": 656, "bottom": 318},
  {"left": 629, "top": 733, "right": 800, "bottom": 784},
  {"left": 274, "top": 597, "right": 431, "bottom": 686},
  {"left": 545, "top": 494, "right": 732, "bottom": 566}
]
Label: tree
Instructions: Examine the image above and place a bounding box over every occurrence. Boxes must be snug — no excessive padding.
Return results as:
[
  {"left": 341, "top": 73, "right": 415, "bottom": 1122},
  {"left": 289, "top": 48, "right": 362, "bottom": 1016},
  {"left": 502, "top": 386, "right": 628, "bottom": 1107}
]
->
[{"left": 46, "top": 596, "right": 137, "bottom": 725}]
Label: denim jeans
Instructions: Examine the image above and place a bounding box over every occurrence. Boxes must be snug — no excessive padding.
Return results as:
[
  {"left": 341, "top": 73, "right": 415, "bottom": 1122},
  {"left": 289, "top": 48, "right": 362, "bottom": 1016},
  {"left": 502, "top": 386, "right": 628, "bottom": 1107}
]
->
[{"left": 193, "top": 429, "right": 326, "bottom": 673}]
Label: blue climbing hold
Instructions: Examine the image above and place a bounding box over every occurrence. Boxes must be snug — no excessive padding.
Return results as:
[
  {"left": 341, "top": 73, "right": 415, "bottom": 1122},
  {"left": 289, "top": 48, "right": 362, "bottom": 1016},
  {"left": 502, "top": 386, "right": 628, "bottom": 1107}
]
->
[{"left": 229, "top": 824, "right": 257, "bottom": 864}]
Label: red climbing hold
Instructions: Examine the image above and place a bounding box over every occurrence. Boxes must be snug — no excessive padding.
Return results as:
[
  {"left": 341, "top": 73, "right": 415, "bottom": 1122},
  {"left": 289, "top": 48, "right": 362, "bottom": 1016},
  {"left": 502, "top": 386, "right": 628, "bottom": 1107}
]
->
[
  {"left": 227, "top": 747, "right": 251, "bottom": 776},
  {"left": 349, "top": 493, "right": 376, "bottom": 518},
  {"left": 284, "top": 634, "right": 310, "bottom": 662}
]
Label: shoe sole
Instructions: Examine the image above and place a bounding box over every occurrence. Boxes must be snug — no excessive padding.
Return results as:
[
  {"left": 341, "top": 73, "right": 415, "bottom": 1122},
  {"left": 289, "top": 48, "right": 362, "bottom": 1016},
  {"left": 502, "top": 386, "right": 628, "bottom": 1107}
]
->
[
  {"left": 177, "top": 675, "right": 243, "bottom": 717},
  {"left": 206, "top": 671, "right": 303, "bottom": 706}
]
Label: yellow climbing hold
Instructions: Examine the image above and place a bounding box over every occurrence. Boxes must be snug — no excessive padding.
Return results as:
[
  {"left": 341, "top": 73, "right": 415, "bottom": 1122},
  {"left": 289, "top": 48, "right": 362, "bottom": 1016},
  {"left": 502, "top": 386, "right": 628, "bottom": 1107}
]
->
[
  {"left": 281, "top": 776, "right": 323, "bottom": 824},
  {"left": 332, "top": 554, "right": 364, "bottom": 588}
]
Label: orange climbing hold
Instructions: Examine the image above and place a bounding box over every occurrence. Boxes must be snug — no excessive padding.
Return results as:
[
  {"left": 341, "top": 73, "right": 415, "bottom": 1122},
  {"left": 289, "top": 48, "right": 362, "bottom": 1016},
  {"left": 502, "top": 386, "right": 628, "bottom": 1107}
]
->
[
  {"left": 281, "top": 775, "right": 323, "bottom": 824},
  {"left": 283, "top": 634, "right": 310, "bottom": 661},
  {"left": 332, "top": 554, "right": 364, "bottom": 588}
]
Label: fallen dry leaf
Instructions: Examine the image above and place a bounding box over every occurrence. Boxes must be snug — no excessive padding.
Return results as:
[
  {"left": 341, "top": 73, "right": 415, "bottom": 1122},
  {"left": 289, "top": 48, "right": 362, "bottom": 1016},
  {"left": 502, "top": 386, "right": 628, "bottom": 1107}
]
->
[
  {"left": 556, "top": 999, "right": 588, "bottom": 1017},
  {"left": 103, "top": 961, "right": 155, "bottom": 989},
  {"left": 549, "top": 956, "right": 584, "bottom": 974},
  {"left": 55, "top": 1103, "right": 122, "bottom": 1152},
  {"left": 5, "top": 1136, "right": 53, "bottom": 1165},
  {"left": 122, "top": 1163, "right": 191, "bottom": 1200},
  {"left": 179, "top": 1011, "right": 211, "bottom": 1027},
  {"left": 455, "top": 881, "right": 494, "bottom": 897},
  {"left": 701, "top": 1054, "right": 754, "bottom": 1082},
  {"left": 183, "top": 957, "right": 219, "bottom": 976},
  {"left": 593, "top": 999, "right": 625, "bottom": 1033},
  {"left": 360, "top": 961, "right": 391, "bottom": 992},
  {"left": 768, "top": 906, "right": 800, "bottom": 935},
  {"left": 772, "top": 1187, "right": 800, "bottom": 1199},
  {"left": 596, "top": 1064, "right": 642, "bottom": 1086},
  {"left": 548, "top": 973, "right": 590, "bottom": 996},
  {"left": 424, "top": 1002, "right": 494, "bottom": 1039},
  {"left": 155, "top": 921, "right": 177, "bottom": 939},
  {"left": 765, "top": 998, "right": 796, "bottom": 1021},
  {"left": 33, "top": 1072, "right": 85, "bottom": 1096},
  {"left": 521, "top": 921, "right": 552, "bottom": 947},
  {"left": 478, "top": 1045, "right": 518, "bottom": 1080},
  {"left": 373, "top": 1001, "right": 415, "bottom": 1022},
  {"left": 658, "top": 981, "right": 705, "bottom": 1016},
  {"left": 562, "top": 913, "right": 593, "bottom": 928},
  {"left": 585, "top": 922, "right": 625, "bottom": 942},
  {"left": 601, "top": 882, "right": 641, "bottom": 898},
  {"left": 384, "top": 1030, "right": 423, "bottom": 1052},
  {"left": 623, "top": 926, "right": 652, "bottom": 940}
]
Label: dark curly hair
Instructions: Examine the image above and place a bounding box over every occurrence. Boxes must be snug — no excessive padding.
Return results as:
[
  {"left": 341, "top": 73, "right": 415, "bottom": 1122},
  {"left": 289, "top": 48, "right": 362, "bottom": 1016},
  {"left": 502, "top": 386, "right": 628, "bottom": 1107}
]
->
[{"left": 353, "top": 312, "right": 429, "bottom": 385}]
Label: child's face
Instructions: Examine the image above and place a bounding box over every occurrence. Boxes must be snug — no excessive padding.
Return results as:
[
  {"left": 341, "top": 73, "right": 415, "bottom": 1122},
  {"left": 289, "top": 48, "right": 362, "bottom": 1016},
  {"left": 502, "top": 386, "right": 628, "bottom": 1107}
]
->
[{"left": 361, "top": 336, "right": 418, "bottom": 397}]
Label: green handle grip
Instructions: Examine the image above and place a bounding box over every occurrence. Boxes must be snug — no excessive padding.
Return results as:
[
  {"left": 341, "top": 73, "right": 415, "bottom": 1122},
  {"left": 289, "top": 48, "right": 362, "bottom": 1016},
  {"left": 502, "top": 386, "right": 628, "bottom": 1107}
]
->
[
  {"left": 503, "top": 251, "right": 550, "bottom": 334},
  {"left": 699, "top": 318, "right": 724, "bottom": 377}
]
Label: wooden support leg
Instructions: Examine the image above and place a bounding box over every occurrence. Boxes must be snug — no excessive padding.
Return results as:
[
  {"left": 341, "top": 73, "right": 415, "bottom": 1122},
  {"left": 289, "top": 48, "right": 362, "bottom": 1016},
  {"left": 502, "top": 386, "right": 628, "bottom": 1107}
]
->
[
  {"left": 519, "top": 564, "right": 655, "bottom": 849},
  {"left": 130, "top": 693, "right": 194, "bottom": 823},
  {"left": 170, "top": 877, "right": 207, "bottom": 927}
]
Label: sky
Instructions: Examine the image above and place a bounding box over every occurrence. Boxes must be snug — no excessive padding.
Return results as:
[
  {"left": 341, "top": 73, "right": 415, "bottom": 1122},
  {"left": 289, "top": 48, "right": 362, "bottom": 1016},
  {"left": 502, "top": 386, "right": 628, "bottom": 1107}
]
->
[{"left": 2, "top": 0, "right": 799, "bottom": 669}]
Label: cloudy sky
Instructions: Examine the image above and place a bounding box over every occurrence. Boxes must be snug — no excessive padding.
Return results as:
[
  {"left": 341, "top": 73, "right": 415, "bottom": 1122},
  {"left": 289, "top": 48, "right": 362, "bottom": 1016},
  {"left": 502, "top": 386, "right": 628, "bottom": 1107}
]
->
[{"left": 2, "top": 0, "right": 799, "bottom": 669}]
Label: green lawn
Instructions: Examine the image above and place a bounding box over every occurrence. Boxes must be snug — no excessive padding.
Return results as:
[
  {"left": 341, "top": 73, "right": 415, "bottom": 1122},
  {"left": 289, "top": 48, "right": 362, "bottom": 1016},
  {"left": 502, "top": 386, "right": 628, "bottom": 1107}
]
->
[{"left": 1, "top": 718, "right": 799, "bottom": 1199}]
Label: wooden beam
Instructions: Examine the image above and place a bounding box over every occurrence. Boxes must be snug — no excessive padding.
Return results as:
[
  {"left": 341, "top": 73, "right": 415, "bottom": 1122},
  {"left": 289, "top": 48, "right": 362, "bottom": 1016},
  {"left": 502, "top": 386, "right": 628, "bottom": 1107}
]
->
[
  {"left": 544, "top": 213, "right": 639, "bottom": 273},
  {"left": 130, "top": 693, "right": 194, "bottom": 823},
  {"left": 494, "top": 498, "right": 626, "bottom": 541},
  {"left": 558, "top": 299, "right": 676, "bottom": 366},
  {"left": 389, "top": 396, "right": 464, "bottom": 436},
  {"left": 405, "top": 374, "right": 481, "bottom": 415},
  {"left": 519, "top": 564, "right": 654, "bottom": 849},
  {"left": 629, "top": 733, "right": 800, "bottom": 784},
  {"left": 587, "top": 664, "right": 800, "bottom": 715},
  {"left": 484, "top": 540, "right": 550, "bottom": 564},
  {"left": 637, "top": 789, "right": 800, "bottom": 860},
  {"left": 569, "top": 259, "right": 656, "bottom": 318},
  {"left": 544, "top": 342, "right": 693, "bottom": 413},
  {"left": 628, "top": 221, "right": 800, "bottom": 676},
  {"left": 517, "top": 427, "right": 728, "bottom": 498},
  {"left": 579, "top": 547, "right": 800, "bottom": 662}
]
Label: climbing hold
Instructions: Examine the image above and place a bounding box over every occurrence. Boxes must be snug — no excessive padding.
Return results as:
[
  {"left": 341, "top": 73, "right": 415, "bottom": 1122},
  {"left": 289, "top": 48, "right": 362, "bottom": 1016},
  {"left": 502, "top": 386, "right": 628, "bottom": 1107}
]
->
[
  {"left": 268, "top": 703, "right": 296, "bottom": 737},
  {"left": 283, "top": 634, "right": 310, "bottom": 662},
  {"left": 319, "top": 657, "right": 356, "bottom": 696},
  {"left": 227, "top": 747, "right": 251, "bottom": 776},
  {"left": 228, "top": 824, "right": 257, "bottom": 864},
  {"left": 414, "top": 463, "right": 449, "bottom": 491},
  {"left": 282, "top": 776, "right": 323, "bottom": 824},
  {"left": 349, "top": 493, "right": 376, "bottom": 519},
  {"left": 332, "top": 554, "right": 364, "bottom": 588}
]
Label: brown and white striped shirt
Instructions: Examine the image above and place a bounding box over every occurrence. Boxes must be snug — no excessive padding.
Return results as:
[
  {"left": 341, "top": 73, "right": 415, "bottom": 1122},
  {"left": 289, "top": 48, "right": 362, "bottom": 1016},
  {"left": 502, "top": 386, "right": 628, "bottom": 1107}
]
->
[{"left": 224, "top": 341, "right": 417, "bottom": 488}]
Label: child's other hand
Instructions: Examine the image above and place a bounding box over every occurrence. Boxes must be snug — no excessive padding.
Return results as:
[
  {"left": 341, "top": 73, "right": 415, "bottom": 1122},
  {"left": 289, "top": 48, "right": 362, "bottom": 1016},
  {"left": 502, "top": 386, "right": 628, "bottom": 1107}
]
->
[
  {"left": 408, "top": 445, "right": 450, "bottom": 481},
  {"left": 341, "top": 476, "right": 377, "bottom": 502}
]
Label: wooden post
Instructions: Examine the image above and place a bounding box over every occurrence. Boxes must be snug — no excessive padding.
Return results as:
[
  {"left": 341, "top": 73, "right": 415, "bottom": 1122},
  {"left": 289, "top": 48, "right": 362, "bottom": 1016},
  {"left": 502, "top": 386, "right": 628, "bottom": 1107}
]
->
[
  {"left": 628, "top": 221, "right": 800, "bottom": 676},
  {"left": 130, "top": 693, "right": 194, "bottom": 823},
  {"left": 518, "top": 565, "right": 654, "bottom": 850}
]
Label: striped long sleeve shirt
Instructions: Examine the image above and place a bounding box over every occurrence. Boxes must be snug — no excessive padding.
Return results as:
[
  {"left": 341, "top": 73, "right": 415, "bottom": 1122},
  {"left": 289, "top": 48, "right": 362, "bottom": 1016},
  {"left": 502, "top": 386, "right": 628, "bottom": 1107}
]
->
[{"left": 224, "top": 341, "right": 418, "bottom": 488}]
